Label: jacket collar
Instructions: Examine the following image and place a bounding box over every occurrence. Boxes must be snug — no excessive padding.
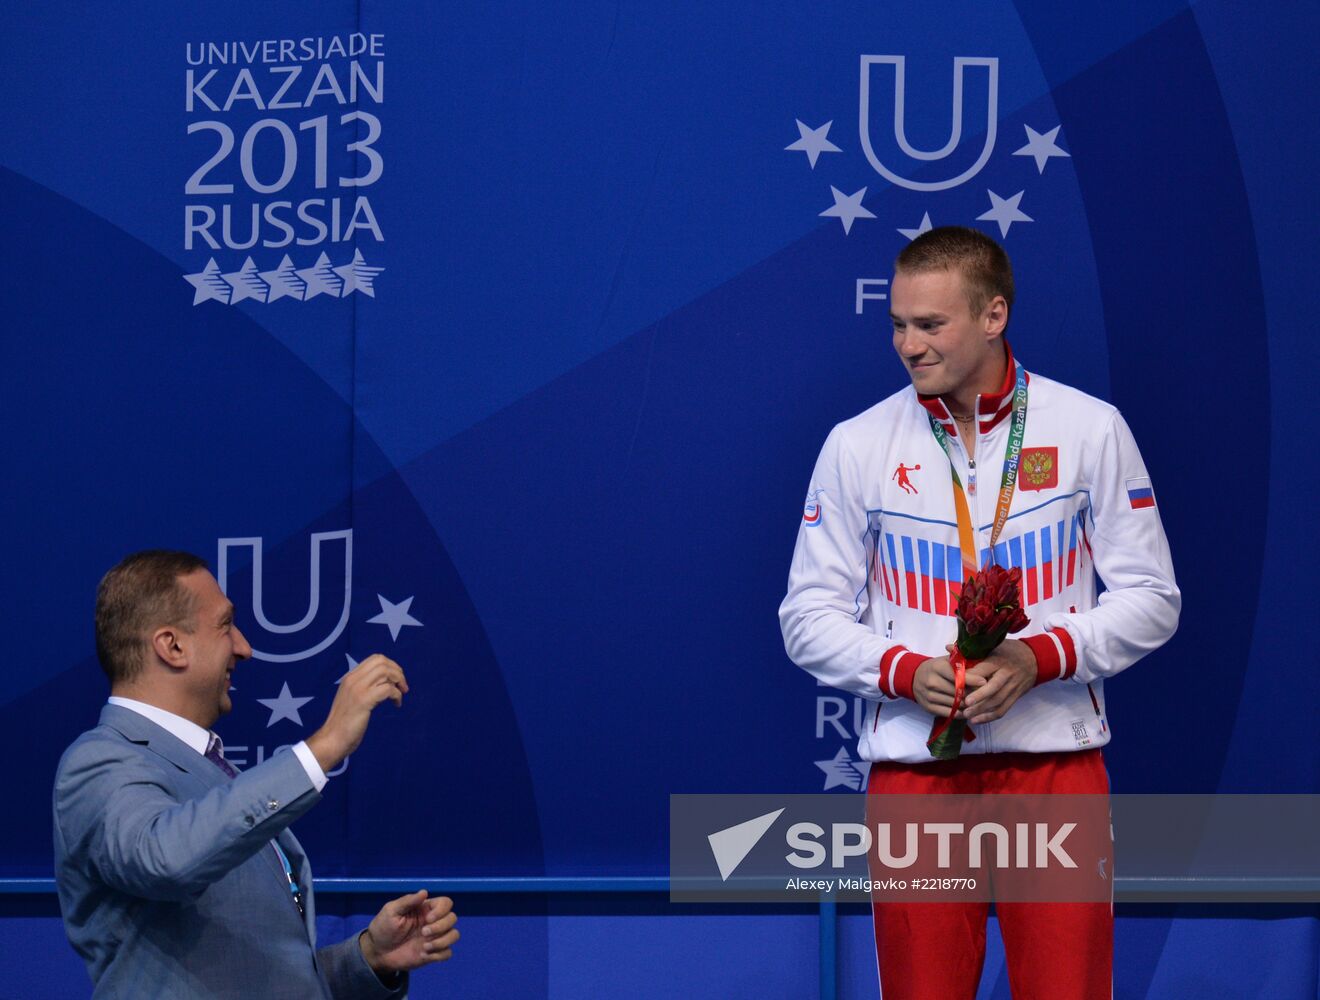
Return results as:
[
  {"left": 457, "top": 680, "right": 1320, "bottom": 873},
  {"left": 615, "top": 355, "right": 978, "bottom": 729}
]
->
[
  {"left": 98, "top": 702, "right": 218, "bottom": 780},
  {"left": 916, "top": 341, "right": 1026, "bottom": 439},
  {"left": 107, "top": 696, "right": 211, "bottom": 754}
]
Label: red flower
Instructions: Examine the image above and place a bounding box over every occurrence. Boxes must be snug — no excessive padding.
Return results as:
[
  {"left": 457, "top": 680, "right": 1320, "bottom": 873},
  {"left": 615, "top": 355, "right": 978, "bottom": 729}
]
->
[{"left": 955, "top": 565, "right": 1031, "bottom": 660}]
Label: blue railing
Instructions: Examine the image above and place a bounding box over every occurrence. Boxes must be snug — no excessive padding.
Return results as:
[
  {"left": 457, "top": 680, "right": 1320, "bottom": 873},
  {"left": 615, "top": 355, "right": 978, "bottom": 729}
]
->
[{"left": 8, "top": 876, "right": 1318, "bottom": 1000}]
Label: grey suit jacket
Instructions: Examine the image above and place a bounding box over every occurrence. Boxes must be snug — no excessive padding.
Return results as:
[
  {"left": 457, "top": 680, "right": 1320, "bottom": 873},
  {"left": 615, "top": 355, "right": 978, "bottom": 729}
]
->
[{"left": 53, "top": 704, "right": 405, "bottom": 999}]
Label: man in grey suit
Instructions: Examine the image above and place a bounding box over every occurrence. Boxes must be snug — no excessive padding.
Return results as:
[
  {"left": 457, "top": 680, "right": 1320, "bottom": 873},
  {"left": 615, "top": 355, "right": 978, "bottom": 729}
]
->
[{"left": 54, "top": 549, "right": 461, "bottom": 998}]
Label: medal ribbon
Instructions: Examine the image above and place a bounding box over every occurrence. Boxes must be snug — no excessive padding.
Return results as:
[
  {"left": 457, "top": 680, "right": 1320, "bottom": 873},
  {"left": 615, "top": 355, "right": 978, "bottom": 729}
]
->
[
  {"left": 926, "top": 362, "right": 1029, "bottom": 578},
  {"left": 924, "top": 363, "right": 1028, "bottom": 747}
]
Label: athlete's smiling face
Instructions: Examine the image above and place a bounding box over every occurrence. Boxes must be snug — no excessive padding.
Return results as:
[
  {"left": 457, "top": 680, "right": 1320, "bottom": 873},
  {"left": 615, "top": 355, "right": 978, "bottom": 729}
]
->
[{"left": 889, "top": 267, "right": 1007, "bottom": 404}]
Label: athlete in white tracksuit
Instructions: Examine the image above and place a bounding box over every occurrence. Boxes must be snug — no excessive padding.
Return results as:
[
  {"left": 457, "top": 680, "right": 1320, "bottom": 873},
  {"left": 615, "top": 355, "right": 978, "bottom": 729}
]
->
[
  {"left": 779, "top": 349, "right": 1180, "bottom": 761},
  {"left": 779, "top": 227, "right": 1179, "bottom": 999}
]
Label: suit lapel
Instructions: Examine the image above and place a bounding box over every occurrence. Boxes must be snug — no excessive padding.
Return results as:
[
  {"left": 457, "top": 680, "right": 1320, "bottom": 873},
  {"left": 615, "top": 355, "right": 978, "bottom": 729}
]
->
[{"left": 97, "top": 704, "right": 220, "bottom": 786}]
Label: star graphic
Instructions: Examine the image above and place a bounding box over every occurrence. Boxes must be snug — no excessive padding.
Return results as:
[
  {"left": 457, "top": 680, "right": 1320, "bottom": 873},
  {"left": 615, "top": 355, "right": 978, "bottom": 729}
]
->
[
  {"left": 1013, "top": 124, "right": 1070, "bottom": 174},
  {"left": 367, "top": 595, "right": 423, "bottom": 641},
  {"left": 297, "top": 251, "right": 345, "bottom": 299},
  {"left": 256, "top": 682, "right": 314, "bottom": 728},
  {"left": 898, "top": 211, "right": 934, "bottom": 241},
  {"left": 337, "top": 652, "right": 360, "bottom": 684},
  {"left": 820, "top": 186, "right": 875, "bottom": 235},
  {"left": 785, "top": 119, "right": 842, "bottom": 169},
  {"left": 260, "top": 255, "right": 307, "bottom": 302},
  {"left": 815, "top": 747, "right": 868, "bottom": 791},
  {"left": 977, "top": 189, "right": 1033, "bottom": 238},
  {"left": 334, "top": 250, "right": 385, "bottom": 298},
  {"left": 223, "top": 257, "right": 270, "bottom": 304},
  {"left": 183, "top": 259, "right": 232, "bottom": 305}
]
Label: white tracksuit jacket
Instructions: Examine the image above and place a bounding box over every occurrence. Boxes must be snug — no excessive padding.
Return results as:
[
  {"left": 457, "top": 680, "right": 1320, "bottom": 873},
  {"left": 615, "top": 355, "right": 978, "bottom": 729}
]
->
[{"left": 779, "top": 354, "right": 1180, "bottom": 763}]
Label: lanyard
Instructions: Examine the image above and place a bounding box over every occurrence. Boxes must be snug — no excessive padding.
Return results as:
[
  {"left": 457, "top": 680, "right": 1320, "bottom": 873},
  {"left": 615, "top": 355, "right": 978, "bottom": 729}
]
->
[{"left": 926, "top": 363, "right": 1028, "bottom": 580}]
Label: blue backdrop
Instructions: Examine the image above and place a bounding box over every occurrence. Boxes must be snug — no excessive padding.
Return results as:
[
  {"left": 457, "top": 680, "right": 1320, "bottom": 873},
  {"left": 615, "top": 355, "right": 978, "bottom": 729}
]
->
[{"left": 2, "top": 2, "right": 1317, "bottom": 997}]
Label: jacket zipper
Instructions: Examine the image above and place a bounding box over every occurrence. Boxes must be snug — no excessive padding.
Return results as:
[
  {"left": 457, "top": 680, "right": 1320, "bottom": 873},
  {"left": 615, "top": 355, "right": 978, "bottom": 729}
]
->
[{"left": 961, "top": 399, "right": 992, "bottom": 750}]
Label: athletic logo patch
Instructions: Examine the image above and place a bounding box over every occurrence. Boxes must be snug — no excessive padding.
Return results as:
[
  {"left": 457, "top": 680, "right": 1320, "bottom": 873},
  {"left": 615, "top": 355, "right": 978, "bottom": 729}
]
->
[
  {"left": 1019, "top": 447, "right": 1058, "bottom": 491},
  {"left": 892, "top": 462, "right": 920, "bottom": 495}
]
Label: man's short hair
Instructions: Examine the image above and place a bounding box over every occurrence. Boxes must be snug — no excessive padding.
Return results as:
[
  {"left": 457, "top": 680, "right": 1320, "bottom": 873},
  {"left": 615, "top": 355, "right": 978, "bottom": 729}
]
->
[
  {"left": 94, "top": 550, "right": 208, "bottom": 684},
  {"left": 895, "top": 225, "right": 1015, "bottom": 320}
]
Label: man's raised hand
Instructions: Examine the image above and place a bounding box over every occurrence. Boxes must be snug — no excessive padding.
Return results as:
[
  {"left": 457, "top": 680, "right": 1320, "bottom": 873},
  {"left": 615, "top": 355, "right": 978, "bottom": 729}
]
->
[{"left": 306, "top": 654, "right": 408, "bottom": 773}]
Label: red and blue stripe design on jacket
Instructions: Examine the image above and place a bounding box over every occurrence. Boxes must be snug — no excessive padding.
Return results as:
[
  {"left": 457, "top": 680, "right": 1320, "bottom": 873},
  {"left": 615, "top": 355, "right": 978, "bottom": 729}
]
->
[{"left": 872, "top": 511, "right": 1090, "bottom": 614}]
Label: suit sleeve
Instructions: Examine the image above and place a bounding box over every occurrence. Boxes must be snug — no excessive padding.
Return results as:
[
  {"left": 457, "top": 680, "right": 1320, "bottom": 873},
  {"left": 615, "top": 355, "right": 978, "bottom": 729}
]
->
[
  {"left": 54, "top": 741, "right": 320, "bottom": 902},
  {"left": 1038, "top": 409, "right": 1180, "bottom": 684},
  {"left": 779, "top": 426, "right": 927, "bottom": 701},
  {"left": 318, "top": 937, "right": 408, "bottom": 1000}
]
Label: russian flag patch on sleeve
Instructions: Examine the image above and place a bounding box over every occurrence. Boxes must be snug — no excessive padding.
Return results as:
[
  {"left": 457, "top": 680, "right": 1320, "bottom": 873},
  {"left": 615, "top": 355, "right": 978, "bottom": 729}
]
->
[{"left": 1125, "top": 477, "right": 1156, "bottom": 510}]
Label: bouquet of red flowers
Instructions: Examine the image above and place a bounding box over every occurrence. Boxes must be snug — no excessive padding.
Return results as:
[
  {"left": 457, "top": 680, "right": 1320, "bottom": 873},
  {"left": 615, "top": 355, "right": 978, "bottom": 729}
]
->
[{"left": 927, "top": 564, "right": 1031, "bottom": 760}]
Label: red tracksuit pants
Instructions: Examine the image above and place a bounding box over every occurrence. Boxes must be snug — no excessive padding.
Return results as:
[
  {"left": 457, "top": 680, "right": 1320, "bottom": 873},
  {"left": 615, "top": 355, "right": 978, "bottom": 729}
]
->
[{"left": 867, "top": 749, "right": 1112, "bottom": 1000}]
